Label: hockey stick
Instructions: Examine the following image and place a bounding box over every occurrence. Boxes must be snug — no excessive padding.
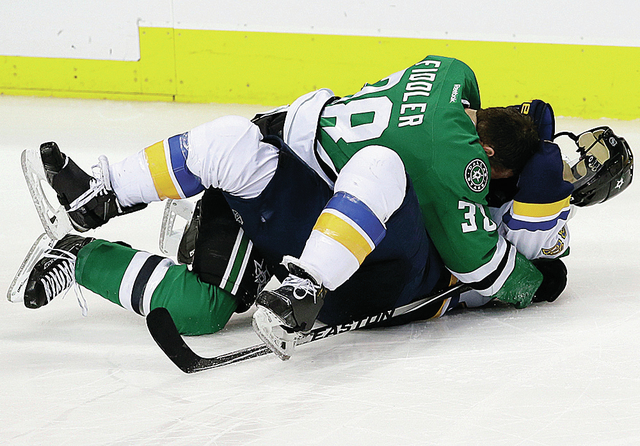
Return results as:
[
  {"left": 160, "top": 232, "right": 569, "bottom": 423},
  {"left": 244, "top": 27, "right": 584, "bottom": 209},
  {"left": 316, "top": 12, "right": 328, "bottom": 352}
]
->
[{"left": 147, "top": 282, "right": 470, "bottom": 373}]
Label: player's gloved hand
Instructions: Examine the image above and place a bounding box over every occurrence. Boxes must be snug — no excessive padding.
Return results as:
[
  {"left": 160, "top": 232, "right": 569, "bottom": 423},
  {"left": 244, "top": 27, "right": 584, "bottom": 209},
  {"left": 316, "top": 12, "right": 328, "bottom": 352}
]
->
[
  {"left": 509, "top": 99, "right": 555, "bottom": 141},
  {"left": 514, "top": 141, "right": 574, "bottom": 205},
  {"left": 531, "top": 258, "right": 567, "bottom": 303}
]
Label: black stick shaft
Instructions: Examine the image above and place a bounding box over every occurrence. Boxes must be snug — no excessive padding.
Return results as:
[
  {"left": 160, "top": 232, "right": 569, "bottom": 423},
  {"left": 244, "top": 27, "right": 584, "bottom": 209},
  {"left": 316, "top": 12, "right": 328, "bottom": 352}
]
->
[{"left": 147, "top": 282, "right": 469, "bottom": 373}]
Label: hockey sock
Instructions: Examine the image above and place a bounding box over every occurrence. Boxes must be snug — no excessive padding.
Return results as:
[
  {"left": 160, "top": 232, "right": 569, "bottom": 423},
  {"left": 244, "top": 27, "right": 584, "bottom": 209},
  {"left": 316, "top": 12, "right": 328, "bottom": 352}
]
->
[
  {"left": 75, "top": 239, "right": 237, "bottom": 335},
  {"left": 300, "top": 191, "right": 386, "bottom": 290},
  {"left": 298, "top": 146, "right": 406, "bottom": 290},
  {"left": 109, "top": 133, "right": 205, "bottom": 207}
]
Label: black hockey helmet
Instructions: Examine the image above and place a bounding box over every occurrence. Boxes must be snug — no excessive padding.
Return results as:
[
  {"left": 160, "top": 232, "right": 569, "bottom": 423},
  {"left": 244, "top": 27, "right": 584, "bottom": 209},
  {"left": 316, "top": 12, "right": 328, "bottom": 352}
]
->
[{"left": 554, "top": 126, "right": 634, "bottom": 207}]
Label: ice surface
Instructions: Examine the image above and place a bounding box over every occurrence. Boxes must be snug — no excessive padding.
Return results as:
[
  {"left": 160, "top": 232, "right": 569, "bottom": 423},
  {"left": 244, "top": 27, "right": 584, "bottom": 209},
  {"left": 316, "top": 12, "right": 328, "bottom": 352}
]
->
[{"left": 0, "top": 95, "right": 638, "bottom": 445}]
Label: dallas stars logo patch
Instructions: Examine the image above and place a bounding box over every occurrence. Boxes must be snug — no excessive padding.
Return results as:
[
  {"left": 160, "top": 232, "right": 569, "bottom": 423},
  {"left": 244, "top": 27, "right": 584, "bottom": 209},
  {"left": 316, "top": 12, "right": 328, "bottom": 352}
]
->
[{"left": 464, "top": 159, "right": 489, "bottom": 192}]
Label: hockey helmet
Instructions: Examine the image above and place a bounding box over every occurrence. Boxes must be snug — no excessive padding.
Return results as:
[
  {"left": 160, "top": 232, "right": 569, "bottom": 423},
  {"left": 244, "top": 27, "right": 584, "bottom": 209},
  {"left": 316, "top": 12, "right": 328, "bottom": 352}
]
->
[{"left": 554, "top": 126, "right": 634, "bottom": 207}]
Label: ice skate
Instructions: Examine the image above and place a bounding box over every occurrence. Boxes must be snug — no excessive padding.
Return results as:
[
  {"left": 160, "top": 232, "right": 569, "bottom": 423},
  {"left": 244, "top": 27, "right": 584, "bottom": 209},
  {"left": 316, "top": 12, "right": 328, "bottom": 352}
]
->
[
  {"left": 7, "top": 233, "right": 54, "bottom": 303},
  {"left": 23, "top": 234, "right": 94, "bottom": 309},
  {"left": 253, "top": 257, "right": 326, "bottom": 359},
  {"left": 22, "top": 142, "right": 145, "bottom": 239}
]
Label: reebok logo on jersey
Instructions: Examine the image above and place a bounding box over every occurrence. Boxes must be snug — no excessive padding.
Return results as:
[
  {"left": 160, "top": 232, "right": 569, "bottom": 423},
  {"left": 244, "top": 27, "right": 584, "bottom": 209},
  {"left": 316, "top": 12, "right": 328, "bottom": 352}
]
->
[
  {"left": 464, "top": 159, "right": 488, "bottom": 192},
  {"left": 450, "top": 84, "right": 461, "bottom": 103}
]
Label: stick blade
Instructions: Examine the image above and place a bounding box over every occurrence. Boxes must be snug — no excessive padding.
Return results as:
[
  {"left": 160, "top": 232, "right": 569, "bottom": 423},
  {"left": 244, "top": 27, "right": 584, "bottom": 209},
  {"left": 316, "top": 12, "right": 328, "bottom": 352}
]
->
[
  {"left": 146, "top": 307, "right": 272, "bottom": 373},
  {"left": 146, "top": 307, "right": 201, "bottom": 373}
]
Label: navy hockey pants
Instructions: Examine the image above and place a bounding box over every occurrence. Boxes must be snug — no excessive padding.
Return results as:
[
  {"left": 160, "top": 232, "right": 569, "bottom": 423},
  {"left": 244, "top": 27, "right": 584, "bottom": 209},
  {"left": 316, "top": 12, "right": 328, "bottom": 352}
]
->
[{"left": 223, "top": 138, "right": 448, "bottom": 326}]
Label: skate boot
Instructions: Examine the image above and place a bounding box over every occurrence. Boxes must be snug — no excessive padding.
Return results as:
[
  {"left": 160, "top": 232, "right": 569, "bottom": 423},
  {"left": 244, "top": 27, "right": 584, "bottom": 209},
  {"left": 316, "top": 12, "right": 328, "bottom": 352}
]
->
[
  {"left": 23, "top": 234, "right": 94, "bottom": 309},
  {"left": 253, "top": 256, "right": 326, "bottom": 359},
  {"left": 37, "top": 142, "right": 146, "bottom": 233}
]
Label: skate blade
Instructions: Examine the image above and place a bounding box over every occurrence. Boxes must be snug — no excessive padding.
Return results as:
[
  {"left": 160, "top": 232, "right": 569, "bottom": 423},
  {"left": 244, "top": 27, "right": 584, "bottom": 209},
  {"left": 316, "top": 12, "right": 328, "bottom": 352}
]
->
[
  {"left": 7, "top": 233, "right": 54, "bottom": 302},
  {"left": 251, "top": 307, "right": 298, "bottom": 361},
  {"left": 21, "top": 148, "right": 73, "bottom": 240},
  {"left": 158, "top": 199, "right": 195, "bottom": 257}
]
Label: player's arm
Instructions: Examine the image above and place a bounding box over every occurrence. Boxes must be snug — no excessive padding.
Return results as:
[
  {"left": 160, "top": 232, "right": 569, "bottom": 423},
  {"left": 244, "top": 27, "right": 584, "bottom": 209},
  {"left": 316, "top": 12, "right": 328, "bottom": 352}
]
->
[
  {"left": 446, "top": 213, "right": 566, "bottom": 308},
  {"left": 493, "top": 140, "right": 574, "bottom": 260},
  {"left": 490, "top": 99, "right": 573, "bottom": 260},
  {"left": 425, "top": 177, "right": 565, "bottom": 309}
]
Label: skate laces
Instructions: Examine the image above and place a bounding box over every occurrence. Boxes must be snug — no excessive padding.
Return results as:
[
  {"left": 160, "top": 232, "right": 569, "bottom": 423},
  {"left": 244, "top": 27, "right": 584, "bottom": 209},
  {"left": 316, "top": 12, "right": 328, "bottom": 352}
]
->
[
  {"left": 279, "top": 256, "right": 324, "bottom": 303},
  {"left": 40, "top": 248, "right": 88, "bottom": 316},
  {"left": 281, "top": 275, "right": 320, "bottom": 302},
  {"left": 67, "top": 156, "right": 114, "bottom": 213},
  {"left": 67, "top": 178, "right": 108, "bottom": 212}
]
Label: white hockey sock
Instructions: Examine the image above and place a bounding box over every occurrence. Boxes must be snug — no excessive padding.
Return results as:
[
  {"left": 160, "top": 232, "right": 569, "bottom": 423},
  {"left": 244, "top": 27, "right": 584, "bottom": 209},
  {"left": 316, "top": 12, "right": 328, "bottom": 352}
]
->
[
  {"left": 109, "top": 150, "right": 159, "bottom": 207},
  {"left": 298, "top": 146, "right": 407, "bottom": 290}
]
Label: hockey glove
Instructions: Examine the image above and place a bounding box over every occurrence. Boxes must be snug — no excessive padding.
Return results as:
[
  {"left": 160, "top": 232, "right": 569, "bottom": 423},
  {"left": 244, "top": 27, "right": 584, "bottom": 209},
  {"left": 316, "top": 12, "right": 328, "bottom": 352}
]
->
[
  {"left": 510, "top": 99, "right": 555, "bottom": 141},
  {"left": 531, "top": 258, "right": 567, "bottom": 303},
  {"left": 514, "top": 140, "right": 574, "bottom": 205}
]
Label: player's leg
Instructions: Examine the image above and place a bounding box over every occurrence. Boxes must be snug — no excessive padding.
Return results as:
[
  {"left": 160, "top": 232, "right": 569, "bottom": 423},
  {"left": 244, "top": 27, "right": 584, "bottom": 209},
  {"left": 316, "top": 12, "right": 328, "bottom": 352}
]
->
[
  {"left": 32, "top": 115, "right": 278, "bottom": 233},
  {"left": 76, "top": 239, "right": 238, "bottom": 334},
  {"left": 23, "top": 235, "right": 238, "bottom": 335},
  {"left": 254, "top": 145, "right": 408, "bottom": 339},
  {"left": 316, "top": 178, "right": 451, "bottom": 326},
  {"left": 110, "top": 115, "right": 279, "bottom": 206}
]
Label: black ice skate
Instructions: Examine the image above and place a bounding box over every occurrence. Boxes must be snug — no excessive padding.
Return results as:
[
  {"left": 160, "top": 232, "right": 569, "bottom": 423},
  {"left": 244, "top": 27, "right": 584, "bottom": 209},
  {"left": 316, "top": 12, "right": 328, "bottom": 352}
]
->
[
  {"left": 22, "top": 142, "right": 146, "bottom": 239},
  {"left": 23, "top": 234, "right": 94, "bottom": 309},
  {"left": 252, "top": 257, "right": 327, "bottom": 360},
  {"left": 255, "top": 256, "right": 327, "bottom": 333},
  {"left": 252, "top": 257, "right": 326, "bottom": 360}
]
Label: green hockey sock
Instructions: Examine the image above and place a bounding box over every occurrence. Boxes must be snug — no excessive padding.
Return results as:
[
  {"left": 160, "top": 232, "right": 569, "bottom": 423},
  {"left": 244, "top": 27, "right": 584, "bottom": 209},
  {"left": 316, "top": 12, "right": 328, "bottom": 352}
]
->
[{"left": 76, "top": 239, "right": 238, "bottom": 335}]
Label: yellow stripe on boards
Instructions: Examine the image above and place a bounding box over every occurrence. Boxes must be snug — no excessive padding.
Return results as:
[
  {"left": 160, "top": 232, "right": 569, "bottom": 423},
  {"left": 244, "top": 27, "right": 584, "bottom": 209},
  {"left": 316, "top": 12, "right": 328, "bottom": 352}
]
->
[
  {"left": 144, "top": 141, "right": 181, "bottom": 200},
  {"left": 512, "top": 197, "right": 572, "bottom": 218},
  {"left": 313, "top": 212, "right": 373, "bottom": 265},
  {"left": 0, "top": 27, "right": 176, "bottom": 101},
  {"left": 1, "top": 27, "right": 638, "bottom": 120}
]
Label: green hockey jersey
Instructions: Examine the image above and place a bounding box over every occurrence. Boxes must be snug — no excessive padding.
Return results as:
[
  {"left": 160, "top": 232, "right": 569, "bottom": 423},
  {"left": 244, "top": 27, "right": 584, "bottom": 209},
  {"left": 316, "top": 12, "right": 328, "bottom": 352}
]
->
[{"left": 315, "top": 55, "right": 542, "bottom": 306}]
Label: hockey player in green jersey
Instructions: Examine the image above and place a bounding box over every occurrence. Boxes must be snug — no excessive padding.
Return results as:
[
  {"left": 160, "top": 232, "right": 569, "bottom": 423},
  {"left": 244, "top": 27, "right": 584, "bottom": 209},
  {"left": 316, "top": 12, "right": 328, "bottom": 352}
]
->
[
  {"left": 251, "top": 56, "right": 558, "bottom": 355},
  {"left": 14, "top": 54, "right": 633, "bottom": 360},
  {"left": 312, "top": 56, "right": 542, "bottom": 303}
]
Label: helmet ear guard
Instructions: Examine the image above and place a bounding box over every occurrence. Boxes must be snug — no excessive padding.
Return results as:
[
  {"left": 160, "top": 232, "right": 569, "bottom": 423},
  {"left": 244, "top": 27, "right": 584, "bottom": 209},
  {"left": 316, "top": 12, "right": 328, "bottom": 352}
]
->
[{"left": 554, "top": 126, "right": 634, "bottom": 207}]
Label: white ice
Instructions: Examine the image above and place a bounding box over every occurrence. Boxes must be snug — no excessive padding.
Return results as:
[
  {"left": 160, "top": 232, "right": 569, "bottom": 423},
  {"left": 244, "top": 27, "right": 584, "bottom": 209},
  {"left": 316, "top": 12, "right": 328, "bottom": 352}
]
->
[{"left": 0, "top": 95, "right": 639, "bottom": 445}]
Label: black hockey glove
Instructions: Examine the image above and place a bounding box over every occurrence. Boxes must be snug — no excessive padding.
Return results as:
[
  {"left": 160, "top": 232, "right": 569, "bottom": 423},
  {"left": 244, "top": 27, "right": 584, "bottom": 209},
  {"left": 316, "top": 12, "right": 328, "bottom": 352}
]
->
[{"left": 531, "top": 258, "right": 567, "bottom": 303}]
